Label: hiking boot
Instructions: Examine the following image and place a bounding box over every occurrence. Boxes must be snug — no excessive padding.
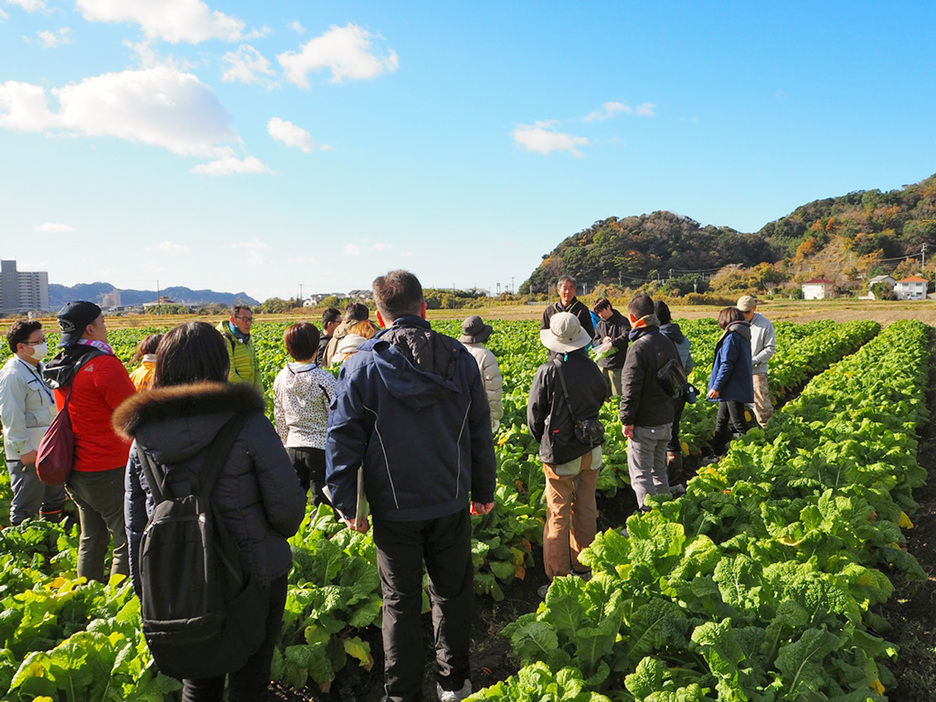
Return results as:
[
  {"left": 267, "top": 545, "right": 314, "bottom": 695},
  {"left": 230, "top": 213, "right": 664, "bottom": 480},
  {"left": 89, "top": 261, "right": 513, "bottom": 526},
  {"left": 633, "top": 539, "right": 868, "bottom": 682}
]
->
[{"left": 437, "top": 680, "right": 472, "bottom": 702}]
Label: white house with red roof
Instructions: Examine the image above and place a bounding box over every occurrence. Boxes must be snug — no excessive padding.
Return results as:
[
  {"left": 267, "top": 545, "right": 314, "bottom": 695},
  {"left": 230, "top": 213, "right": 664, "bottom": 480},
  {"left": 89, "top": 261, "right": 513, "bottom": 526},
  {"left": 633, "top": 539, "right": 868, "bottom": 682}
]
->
[
  {"left": 801, "top": 278, "right": 834, "bottom": 300},
  {"left": 894, "top": 275, "right": 928, "bottom": 301}
]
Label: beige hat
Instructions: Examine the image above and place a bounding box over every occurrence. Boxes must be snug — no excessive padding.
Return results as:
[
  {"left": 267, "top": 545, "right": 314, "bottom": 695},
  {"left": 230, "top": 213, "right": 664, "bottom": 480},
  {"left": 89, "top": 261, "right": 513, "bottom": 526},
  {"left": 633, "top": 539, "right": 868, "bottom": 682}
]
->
[
  {"left": 539, "top": 312, "right": 592, "bottom": 354},
  {"left": 737, "top": 295, "right": 757, "bottom": 312}
]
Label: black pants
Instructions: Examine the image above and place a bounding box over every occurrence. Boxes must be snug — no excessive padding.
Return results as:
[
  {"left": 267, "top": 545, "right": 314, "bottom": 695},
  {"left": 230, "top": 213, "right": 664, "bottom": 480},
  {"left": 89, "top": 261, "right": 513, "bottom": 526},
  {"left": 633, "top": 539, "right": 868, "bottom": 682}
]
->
[
  {"left": 712, "top": 400, "right": 748, "bottom": 453},
  {"left": 286, "top": 447, "right": 331, "bottom": 508},
  {"left": 181, "top": 574, "right": 288, "bottom": 702},
  {"left": 667, "top": 399, "right": 686, "bottom": 454},
  {"left": 373, "top": 509, "right": 474, "bottom": 702}
]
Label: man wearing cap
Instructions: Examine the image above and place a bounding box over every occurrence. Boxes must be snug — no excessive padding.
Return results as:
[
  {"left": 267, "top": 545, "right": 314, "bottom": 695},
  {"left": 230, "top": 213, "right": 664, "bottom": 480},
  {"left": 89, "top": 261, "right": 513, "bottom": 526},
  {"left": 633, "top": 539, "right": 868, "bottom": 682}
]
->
[
  {"left": 43, "top": 302, "right": 135, "bottom": 582},
  {"left": 528, "top": 312, "right": 607, "bottom": 593},
  {"left": 737, "top": 295, "right": 775, "bottom": 427},
  {"left": 327, "top": 270, "right": 496, "bottom": 702},
  {"left": 0, "top": 320, "right": 67, "bottom": 524},
  {"left": 541, "top": 275, "right": 595, "bottom": 341},
  {"left": 619, "top": 294, "right": 680, "bottom": 511},
  {"left": 216, "top": 304, "right": 262, "bottom": 389},
  {"left": 459, "top": 316, "right": 503, "bottom": 433}
]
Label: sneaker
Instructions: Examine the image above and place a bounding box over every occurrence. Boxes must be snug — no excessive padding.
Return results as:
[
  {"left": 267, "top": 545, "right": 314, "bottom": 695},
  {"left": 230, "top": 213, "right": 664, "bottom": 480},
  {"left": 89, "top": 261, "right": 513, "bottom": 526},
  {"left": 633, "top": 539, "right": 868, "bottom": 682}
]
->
[
  {"left": 572, "top": 569, "right": 592, "bottom": 582},
  {"left": 437, "top": 680, "right": 472, "bottom": 702},
  {"left": 537, "top": 583, "right": 550, "bottom": 598},
  {"left": 700, "top": 454, "right": 719, "bottom": 466},
  {"left": 671, "top": 483, "right": 687, "bottom": 497}
]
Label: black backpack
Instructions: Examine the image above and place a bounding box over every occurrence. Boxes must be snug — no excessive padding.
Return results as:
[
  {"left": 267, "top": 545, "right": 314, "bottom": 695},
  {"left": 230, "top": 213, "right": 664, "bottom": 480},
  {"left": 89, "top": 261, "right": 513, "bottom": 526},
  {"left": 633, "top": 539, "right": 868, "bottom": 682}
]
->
[{"left": 136, "top": 413, "right": 266, "bottom": 680}]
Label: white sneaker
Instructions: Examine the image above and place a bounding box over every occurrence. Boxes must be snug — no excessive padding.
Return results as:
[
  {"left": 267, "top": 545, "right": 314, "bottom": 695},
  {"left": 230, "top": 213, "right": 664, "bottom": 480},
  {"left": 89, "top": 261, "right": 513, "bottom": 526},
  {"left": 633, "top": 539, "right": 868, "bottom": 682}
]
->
[{"left": 437, "top": 680, "right": 472, "bottom": 702}]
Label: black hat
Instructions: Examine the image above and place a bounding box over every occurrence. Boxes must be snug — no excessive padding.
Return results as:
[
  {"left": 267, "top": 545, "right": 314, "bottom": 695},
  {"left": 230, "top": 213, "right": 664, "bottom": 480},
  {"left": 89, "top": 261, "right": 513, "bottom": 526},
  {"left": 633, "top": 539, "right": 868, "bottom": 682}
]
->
[
  {"left": 57, "top": 301, "right": 102, "bottom": 347},
  {"left": 459, "top": 315, "right": 492, "bottom": 344}
]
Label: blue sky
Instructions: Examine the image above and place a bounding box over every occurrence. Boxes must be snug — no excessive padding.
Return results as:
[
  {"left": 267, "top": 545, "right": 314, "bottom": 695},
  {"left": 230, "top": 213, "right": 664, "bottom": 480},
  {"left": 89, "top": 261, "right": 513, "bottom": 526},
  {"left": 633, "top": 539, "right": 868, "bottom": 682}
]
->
[{"left": 1, "top": 1, "right": 934, "bottom": 301}]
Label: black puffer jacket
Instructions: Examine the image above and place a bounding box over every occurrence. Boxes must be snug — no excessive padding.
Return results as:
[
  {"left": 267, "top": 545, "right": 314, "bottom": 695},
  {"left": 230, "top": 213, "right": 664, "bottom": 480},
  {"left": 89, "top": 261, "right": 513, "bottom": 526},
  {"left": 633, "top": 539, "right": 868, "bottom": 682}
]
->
[
  {"left": 527, "top": 348, "right": 608, "bottom": 465},
  {"left": 115, "top": 382, "right": 306, "bottom": 593},
  {"left": 619, "top": 316, "right": 680, "bottom": 427}
]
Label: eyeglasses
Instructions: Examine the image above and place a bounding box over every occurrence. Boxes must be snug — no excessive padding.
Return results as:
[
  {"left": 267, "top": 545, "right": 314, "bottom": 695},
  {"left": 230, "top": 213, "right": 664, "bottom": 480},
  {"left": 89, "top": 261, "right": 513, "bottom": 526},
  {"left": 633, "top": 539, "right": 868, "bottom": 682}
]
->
[
  {"left": 235, "top": 316, "right": 253, "bottom": 323},
  {"left": 23, "top": 338, "right": 46, "bottom": 345}
]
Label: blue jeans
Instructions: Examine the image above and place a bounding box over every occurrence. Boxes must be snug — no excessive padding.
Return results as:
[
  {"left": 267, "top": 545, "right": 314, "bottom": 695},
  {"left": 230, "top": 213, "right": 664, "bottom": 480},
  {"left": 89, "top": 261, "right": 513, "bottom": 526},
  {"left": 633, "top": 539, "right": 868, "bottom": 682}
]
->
[
  {"left": 65, "top": 467, "right": 128, "bottom": 582},
  {"left": 7, "top": 460, "right": 66, "bottom": 526}
]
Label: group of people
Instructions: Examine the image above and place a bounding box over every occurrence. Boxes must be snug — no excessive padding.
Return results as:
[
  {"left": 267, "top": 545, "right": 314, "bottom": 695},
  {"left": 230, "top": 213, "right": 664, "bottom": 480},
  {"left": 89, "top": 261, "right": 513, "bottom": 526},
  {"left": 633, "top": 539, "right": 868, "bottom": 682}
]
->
[
  {"left": 0, "top": 272, "right": 776, "bottom": 702},
  {"left": 527, "top": 276, "right": 775, "bottom": 597}
]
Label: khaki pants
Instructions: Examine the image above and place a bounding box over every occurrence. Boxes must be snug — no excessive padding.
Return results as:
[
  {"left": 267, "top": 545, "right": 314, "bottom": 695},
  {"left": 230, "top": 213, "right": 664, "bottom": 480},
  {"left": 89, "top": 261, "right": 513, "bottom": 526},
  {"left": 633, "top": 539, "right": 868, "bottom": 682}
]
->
[
  {"left": 542, "top": 448, "right": 600, "bottom": 580},
  {"left": 752, "top": 373, "right": 773, "bottom": 427},
  {"left": 600, "top": 366, "right": 623, "bottom": 397}
]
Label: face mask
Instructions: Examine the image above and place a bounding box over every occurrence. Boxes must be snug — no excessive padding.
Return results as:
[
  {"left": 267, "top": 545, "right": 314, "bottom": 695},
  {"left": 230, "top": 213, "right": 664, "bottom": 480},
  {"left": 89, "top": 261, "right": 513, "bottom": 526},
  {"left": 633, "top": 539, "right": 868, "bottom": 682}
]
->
[{"left": 26, "top": 342, "right": 48, "bottom": 361}]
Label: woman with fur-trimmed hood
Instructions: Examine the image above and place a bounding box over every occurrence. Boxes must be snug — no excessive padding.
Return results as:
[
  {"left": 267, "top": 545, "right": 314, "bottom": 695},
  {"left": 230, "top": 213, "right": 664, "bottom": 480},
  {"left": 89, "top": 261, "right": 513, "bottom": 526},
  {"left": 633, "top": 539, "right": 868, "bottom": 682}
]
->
[{"left": 114, "top": 322, "right": 305, "bottom": 702}]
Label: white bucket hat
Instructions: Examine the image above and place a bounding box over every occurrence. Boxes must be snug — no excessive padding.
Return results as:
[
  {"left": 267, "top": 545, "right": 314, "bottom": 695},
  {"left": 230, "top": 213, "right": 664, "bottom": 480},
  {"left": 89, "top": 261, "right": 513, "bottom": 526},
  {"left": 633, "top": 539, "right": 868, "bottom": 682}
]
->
[{"left": 539, "top": 312, "right": 592, "bottom": 354}]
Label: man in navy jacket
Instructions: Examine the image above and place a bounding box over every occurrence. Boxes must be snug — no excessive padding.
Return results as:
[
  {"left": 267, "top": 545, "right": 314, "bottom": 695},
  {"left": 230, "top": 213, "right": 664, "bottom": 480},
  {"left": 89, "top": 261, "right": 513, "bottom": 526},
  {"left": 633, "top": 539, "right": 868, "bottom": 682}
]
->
[{"left": 326, "top": 270, "right": 496, "bottom": 702}]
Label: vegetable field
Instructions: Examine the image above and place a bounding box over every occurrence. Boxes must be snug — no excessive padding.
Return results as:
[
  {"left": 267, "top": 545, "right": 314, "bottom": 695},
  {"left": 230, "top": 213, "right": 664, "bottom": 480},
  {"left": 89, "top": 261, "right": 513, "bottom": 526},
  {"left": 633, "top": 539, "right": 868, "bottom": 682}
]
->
[{"left": 0, "top": 317, "right": 931, "bottom": 701}]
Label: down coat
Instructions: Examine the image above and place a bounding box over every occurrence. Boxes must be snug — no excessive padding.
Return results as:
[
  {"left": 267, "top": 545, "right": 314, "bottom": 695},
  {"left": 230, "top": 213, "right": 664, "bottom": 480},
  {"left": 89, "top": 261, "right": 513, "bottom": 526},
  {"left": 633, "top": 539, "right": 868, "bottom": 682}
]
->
[{"left": 114, "top": 382, "right": 305, "bottom": 593}]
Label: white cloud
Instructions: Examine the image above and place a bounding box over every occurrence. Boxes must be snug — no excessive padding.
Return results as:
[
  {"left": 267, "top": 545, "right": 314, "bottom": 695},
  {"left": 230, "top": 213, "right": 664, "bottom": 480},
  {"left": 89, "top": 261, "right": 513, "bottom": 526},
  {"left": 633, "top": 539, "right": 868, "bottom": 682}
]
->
[
  {"left": 221, "top": 45, "right": 275, "bottom": 86},
  {"left": 230, "top": 240, "right": 271, "bottom": 250},
  {"left": 146, "top": 240, "right": 189, "bottom": 254},
  {"left": 293, "top": 255, "right": 316, "bottom": 264},
  {"left": 0, "top": 67, "right": 240, "bottom": 159},
  {"left": 190, "top": 155, "right": 273, "bottom": 175},
  {"left": 511, "top": 122, "right": 589, "bottom": 157},
  {"left": 37, "top": 27, "right": 71, "bottom": 48},
  {"left": 7, "top": 0, "right": 46, "bottom": 11},
  {"left": 267, "top": 117, "right": 330, "bottom": 153},
  {"left": 34, "top": 222, "right": 76, "bottom": 233},
  {"left": 75, "top": 0, "right": 250, "bottom": 44},
  {"left": 278, "top": 23, "right": 399, "bottom": 89},
  {"left": 343, "top": 243, "right": 361, "bottom": 256},
  {"left": 373, "top": 242, "right": 392, "bottom": 251},
  {"left": 288, "top": 20, "right": 304, "bottom": 34},
  {"left": 583, "top": 101, "right": 656, "bottom": 121},
  {"left": 0, "top": 8, "right": 8, "bottom": 20}
]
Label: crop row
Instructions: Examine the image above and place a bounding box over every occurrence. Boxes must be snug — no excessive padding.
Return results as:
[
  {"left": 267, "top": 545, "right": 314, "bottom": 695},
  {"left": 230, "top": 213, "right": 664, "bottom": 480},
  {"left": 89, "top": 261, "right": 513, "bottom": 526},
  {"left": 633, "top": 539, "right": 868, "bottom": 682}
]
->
[{"left": 492, "top": 320, "right": 928, "bottom": 701}]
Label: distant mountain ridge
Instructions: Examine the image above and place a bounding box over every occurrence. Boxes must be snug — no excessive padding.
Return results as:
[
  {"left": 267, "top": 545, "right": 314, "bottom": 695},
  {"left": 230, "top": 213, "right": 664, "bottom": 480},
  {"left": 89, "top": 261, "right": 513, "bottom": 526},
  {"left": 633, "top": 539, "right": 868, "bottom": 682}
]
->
[{"left": 48, "top": 282, "right": 259, "bottom": 308}]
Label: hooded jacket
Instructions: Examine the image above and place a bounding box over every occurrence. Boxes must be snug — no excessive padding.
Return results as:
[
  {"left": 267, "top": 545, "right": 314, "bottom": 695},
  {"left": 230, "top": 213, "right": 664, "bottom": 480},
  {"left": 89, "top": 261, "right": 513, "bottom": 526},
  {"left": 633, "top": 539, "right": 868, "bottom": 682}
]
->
[
  {"left": 659, "top": 322, "right": 695, "bottom": 374},
  {"left": 326, "top": 315, "right": 496, "bottom": 522},
  {"left": 114, "top": 382, "right": 305, "bottom": 591},
  {"left": 619, "top": 315, "right": 681, "bottom": 427},
  {"left": 708, "top": 321, "right": 754, "bottom": 403},
  {"left": 527, "top": 348, "right": 607, "bottom": 465}
]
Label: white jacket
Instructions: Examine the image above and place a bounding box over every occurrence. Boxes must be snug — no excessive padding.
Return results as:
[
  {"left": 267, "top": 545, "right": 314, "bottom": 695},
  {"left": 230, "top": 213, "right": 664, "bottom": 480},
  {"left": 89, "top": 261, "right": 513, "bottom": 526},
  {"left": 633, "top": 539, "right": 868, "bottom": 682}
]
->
[
  {"left": 749, "top": 312, "right": 776, "bottom": 374},
  {"left": 463, "top": 343, "right": 504, "bottom": 430},
  {"left": 272, "top": 362, "right": 337, "bottom": 449},
  {"left": 0, "top": 356, "right": 57, "bottom": 460}
]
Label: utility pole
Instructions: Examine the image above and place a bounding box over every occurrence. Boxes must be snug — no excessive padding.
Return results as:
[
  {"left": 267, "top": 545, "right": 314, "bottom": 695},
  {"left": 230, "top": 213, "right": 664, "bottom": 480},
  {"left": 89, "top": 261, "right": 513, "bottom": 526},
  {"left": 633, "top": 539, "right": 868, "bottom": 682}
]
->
[
  {"left": 511, "top": 277, "right": 515, "bottom": 295},
  {"left": 298, "top": 283, "right": 303, "bottom": 303},
  {"left": 155, "top": 280, "right": 160, "bottom": 316},
  {"left": 922, "top": 243, "right": 928, "bottom": 271}
]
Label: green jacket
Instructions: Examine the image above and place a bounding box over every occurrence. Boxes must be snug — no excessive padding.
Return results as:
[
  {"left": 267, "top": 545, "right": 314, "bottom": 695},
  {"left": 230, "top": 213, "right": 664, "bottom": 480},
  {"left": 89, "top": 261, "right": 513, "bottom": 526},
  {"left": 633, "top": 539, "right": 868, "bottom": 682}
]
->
[{"left": 216, "top": 321, "right": 262, "bottom": 389}]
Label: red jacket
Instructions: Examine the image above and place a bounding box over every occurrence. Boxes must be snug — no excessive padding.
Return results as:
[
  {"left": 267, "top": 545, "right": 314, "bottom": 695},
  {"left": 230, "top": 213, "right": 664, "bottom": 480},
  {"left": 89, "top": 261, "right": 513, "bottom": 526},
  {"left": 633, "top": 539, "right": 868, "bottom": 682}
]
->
[{"left": 55, "top": 354, "right": 136, "bottom": 472}]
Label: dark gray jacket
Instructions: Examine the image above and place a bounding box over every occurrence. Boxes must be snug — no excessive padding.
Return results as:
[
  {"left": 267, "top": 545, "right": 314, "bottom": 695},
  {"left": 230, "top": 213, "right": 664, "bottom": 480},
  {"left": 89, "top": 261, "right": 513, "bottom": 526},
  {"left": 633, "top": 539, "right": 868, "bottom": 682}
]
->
[
  {"left": 541, "top": 298, "right": 595, "bottom": 340},
  {"left": 527, "top": 348, "right": 608, "bottom": 465},
  {"left": 619, "top": 316, "right": 681, "bottom": 427},
  {"left": 593, "top": 310, "right": 631, "bottom": 370},
  {"left": 115, "top": 382, "right": 306, "bottom": 592}
]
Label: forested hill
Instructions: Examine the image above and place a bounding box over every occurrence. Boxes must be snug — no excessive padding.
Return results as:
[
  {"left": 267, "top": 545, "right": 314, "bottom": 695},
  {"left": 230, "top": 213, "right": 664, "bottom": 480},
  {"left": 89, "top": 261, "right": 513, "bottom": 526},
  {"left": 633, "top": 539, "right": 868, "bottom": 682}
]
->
[
  {"left": 522, "top": 211, "right": 776, "bottom": 294},
  {"left": 756, "top": 174, "right": 936, "bottom": 258},
  {"left": 522, "top": 173, "right": 936, "bottom": 293}
]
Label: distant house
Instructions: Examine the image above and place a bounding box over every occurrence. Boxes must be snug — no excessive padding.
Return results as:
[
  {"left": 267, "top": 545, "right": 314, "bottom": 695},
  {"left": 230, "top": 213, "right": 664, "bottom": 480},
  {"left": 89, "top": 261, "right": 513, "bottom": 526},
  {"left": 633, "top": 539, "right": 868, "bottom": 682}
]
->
[
  {"left": 894, "top": 276, "right": 928, "bottom": 301},
  {"left": 801, "top": 278, "right": 834, "bottom": 300},
  {"left": 868, "top": 275, "right": 896, "bottom": 288}
]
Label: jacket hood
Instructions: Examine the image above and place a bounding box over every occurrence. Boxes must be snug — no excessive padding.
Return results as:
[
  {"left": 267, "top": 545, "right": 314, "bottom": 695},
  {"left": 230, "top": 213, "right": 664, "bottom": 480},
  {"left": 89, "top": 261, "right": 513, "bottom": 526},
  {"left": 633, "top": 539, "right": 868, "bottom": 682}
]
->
[
  {"left": 112, "top": 381, "right": 264, "bottom": 463},
  {"left": 43, "top": 345, "right": 104, "bottom": 388},
  {"left": 659, "top": 322, "right": 686, "bottom": 344},
  {"left": 358, "top": 316, "right": 464, "bottom": 411},
  {"left": 725, "top": 320, "right": 752, "bottom": 341}
]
